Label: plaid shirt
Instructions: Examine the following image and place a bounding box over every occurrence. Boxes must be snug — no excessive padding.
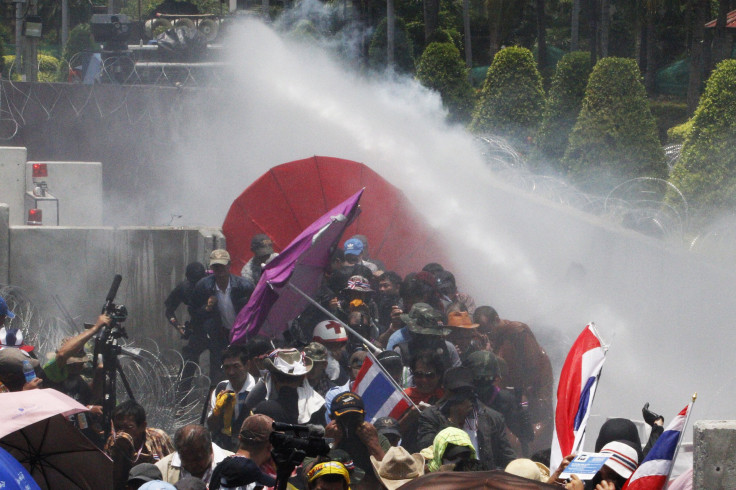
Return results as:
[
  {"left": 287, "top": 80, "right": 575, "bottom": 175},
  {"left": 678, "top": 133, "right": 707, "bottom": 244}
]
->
[{"left": 105, "top": 427, "right": 174, "bottom": 464}]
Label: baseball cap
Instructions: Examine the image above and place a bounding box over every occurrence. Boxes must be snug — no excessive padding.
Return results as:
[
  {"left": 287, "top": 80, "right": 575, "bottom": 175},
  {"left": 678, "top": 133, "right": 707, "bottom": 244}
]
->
[
  {"left": 127, "top": 463, "right": 162, "bottom": 484},
  {"left": 307, "top": 461, "right": 350, "bottom": 485},
  {"left": 251, "top": 234, "right": 274, "bottom": 256},
  {"left": 0, "top": 327, "right": 34, "bottom": 352},
  {"left": 209, "top": 249, "right": 231, "bottom": 267},
  {"left": 374, "top": 417, "right": 401, "bottom": 438},
  {"left": 376, "top": 350, "right": 402, "bottom": 369},
  {"left": 331, "top": 392, "right": 365, "bottom": 417},
  {"left": 443, "top": 367, "right": 475, "bottom": 393},
  {"left": 600, "top": 440, "right": 640, "bottom": 479},
  {"left": 343, "top": 238, "right": 364, "bottom": 256},
  {"left": 239, "top": 414, "right": 274, "bottom": 444},
  {"left": 0, "top": 296, "right": 14, "bottom": 319},
  {"left": 465, "top": 350, "right": 500, "bottom": 380},
  {"left": 214, "top": 456, "right": 276, "bottom": 488}
]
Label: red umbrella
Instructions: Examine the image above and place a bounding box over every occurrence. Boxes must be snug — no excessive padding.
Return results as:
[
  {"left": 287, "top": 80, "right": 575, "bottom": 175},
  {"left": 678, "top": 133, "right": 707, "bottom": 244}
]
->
[{"left": 222, "top": 156, "right": 450, "bottom": 276}]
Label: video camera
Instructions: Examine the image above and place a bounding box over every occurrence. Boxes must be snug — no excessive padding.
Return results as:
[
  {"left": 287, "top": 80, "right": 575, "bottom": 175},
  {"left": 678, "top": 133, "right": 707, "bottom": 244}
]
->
[
  {"left": 95, "top": 274, "right": 136, "bottom": 439},
  {"left": 270, "top": 422, "right": 330, "bottom": 490}
]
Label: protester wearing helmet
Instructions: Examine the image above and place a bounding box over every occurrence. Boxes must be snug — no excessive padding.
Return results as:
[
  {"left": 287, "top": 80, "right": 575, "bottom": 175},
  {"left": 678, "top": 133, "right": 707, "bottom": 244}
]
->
[{"left": 312, "top": 320, "right": 349, "bottom": 385}]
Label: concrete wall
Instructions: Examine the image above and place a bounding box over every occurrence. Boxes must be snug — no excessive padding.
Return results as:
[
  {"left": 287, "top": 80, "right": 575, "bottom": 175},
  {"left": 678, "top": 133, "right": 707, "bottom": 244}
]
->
[
  {"left": 8, "top": 226, "right": 225, "bottom": 351},
  {"left": 0, "top": 147, "right": 27, "bottom": 226},
  {"left": 694, "top": 420, "right": 736, "bottom": 488},
  {"left": 0, "top": 204, "right": 8, "bottom": 284},
  {"left": 25, "top": 161, "right": 103, "bottom": 226}
]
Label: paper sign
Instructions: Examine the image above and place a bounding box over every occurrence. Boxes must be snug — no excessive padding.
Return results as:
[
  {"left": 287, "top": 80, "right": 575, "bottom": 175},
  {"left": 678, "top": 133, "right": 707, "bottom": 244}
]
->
[{"left": 559, "top": 452, "right": 611, "bottom": 480}]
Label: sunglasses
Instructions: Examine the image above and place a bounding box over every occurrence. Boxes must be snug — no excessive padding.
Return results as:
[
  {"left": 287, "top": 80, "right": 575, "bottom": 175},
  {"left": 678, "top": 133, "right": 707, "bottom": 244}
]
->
[{"left": 413, "top": 371, "right": 437, "bottom": 379}]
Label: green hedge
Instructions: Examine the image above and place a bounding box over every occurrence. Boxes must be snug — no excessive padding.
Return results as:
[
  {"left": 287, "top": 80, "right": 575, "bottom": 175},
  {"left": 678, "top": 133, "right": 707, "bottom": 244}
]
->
[
  {"left": 416, "top": 42, "right": 475, "bottom": 123},
  {"left": 536, "top": 51, "right": 592, "bottom": 168},
  {"left": 669, "top": 60, "right": 736, "bottom": 216},
  {"left": 667, "top": 119, "right": 693, "bottom": 143},
  {"left": 649, "top": 100, "right": 689, "bottom": 143},
  {"left": 563, "top": 57, "right": 666, "bottom": 190},
  {"left": 469, "top": 46, "right": 545, "bottom": 144}
]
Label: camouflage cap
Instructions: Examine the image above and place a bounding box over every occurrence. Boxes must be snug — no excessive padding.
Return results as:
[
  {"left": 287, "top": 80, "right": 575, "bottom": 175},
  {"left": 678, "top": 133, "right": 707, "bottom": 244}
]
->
[
  {"left": 303, "top": 342, "right": 328, "bottom": 363},
  {"left": 465, "top": 350, "right": 500, "bottom": 380},
  {"left": 400, "top": 303, "right": 449, "bottom": 336}
]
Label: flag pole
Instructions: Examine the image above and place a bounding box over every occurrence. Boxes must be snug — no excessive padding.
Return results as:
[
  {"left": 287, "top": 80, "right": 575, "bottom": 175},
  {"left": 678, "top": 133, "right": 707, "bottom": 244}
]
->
[
  {"left": 286, "top": 282, "right": 420, "bottom": 412},
  {"left": 286, "top": 282, "right": 381, "bottom": 354},
  {"left": 570, "top": 323, "right": 608, "bottom": 456},
  {"left": 664, "top": 393, "right": 697, "bottom": 489},
  {"left": 363, "top": 347, "right": 421, "bottom": 412}
]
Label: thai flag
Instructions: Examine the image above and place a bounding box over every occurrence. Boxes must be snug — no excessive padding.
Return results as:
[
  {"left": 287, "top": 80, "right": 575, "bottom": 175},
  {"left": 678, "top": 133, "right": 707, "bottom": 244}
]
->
[
  {"left": 351, "top": 351, "right": 411, "bottom": 423},
  {"left": 623, "top": 403, "right": 692, "bottom": 490},
  {"left": 550, "top": 323, "right": 607, "bottom": 470}
]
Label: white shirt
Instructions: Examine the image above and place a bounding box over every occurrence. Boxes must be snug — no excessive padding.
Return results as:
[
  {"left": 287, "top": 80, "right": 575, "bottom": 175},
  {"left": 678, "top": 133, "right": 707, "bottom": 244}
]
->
[
  {"left": 171, "top": 442, "right": 232, "bottom": 484},
  {"left": 216, "top": 278, "right": 236, "bottom": 330},
  {"left": 208, "top": 374, "right": 256, "bottom": 420}
]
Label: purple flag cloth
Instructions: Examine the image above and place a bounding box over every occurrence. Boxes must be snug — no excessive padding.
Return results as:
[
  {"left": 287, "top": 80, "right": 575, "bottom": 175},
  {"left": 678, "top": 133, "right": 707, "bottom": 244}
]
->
[{"left": 230, "top": 189, "right": 363, "bottom": 343}]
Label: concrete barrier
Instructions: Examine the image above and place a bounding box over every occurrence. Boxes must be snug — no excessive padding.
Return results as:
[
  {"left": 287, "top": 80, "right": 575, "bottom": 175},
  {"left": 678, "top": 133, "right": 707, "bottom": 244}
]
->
[
  {"left": 8, "top": 226, "right": 224, "bottom": 352},
  {"left": 694, "top": 420, "right": 736, "bottom": 488},
  {"left": 0, "top": 147, "right": 27, "bottom": 226},
  {"left": 0, "top": 204, "right": 8, "bottom": 283}
]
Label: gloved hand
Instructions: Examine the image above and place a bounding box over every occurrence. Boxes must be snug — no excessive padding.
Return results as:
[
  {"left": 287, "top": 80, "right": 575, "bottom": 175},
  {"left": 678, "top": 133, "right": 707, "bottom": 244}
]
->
[
  {"left": 212, "top": 391, "right": 235, "bottom": 417},
  {"left": 642, "top": 402, "right": 664, "bottom": 426}
]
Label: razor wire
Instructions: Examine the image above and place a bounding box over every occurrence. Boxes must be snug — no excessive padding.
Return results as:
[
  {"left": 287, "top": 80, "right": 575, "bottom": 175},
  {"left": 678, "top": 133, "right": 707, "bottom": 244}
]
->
[
  {"left": 474, "top": 134, "right": 691, "bottom": 244},
  {"left": 0, "top": 284, "right": 210, "bottom": 435}
]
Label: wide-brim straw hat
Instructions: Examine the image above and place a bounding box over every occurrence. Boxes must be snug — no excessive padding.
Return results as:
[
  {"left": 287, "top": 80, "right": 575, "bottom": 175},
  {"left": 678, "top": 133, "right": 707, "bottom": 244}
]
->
[
  {"left": 264, "top": 348, "right": 313, "bottom": 377},
  {"left": 371, "top": 446, "right": 425, "bottom": 490}
]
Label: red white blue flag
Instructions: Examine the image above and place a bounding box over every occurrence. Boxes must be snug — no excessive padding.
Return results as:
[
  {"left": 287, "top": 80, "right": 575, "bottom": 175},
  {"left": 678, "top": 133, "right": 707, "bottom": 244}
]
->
[
  {"left": 352, "top": 351, "right": 411, "bottom": 423},
  {"left": 622, "top": 402, "right": 693, "bottom": 490},
  {"left": 550, "top": 323, "right": 607, "bottom": 470}
]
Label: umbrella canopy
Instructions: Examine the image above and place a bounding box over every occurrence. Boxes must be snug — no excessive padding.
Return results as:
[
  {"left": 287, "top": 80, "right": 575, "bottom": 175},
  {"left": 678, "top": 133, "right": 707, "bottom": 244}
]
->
[
  {"left": 398, "top": 470, "right": 558, "bottom": 489},
  {"left": 0, "top": 390, "right": 113, "bottom": 490},
  {"left": 0, "top": 389, "right": 87, "bottom": 439},
  {"left": 222, "top": 156, "right": 450, "bottom": 276},
  {"left": 0, "top": 446, "right": 41, "bottom": 490},
  {"left": 230, "top": 189, "right": 363, "bottom": 343}
]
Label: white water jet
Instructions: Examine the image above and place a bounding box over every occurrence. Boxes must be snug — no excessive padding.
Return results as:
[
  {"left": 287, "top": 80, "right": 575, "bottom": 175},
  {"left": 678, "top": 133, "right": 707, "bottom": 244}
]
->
[{"left": 159, "top": 17, "right": 736, "bottom": 448}]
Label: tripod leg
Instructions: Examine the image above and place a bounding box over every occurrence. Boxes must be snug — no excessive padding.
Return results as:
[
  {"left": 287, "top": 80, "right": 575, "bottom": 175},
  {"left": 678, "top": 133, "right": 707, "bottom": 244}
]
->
[{"left": 116, "top": 358, "right": 136, "bottom": 401}]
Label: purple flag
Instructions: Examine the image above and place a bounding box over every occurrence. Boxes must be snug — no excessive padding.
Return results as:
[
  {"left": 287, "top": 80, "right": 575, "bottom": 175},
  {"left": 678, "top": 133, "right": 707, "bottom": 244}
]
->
[{"left": 230, "top": 189, "right": 363, "bottom": 343}]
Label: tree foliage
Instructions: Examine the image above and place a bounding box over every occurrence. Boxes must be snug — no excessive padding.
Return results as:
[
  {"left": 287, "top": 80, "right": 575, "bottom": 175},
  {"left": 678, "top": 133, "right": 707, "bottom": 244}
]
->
[
  {"left": 536, "top": 51, "right": 592, "bottom": 168},
  {"left": 368, "top": 17, "right": 415, "bottom": 74},
  {"left": 57, "top": 23, "right": 97, "bottom": 81},
  {"left": 669, "top": 60, "right": 736, "bottom": 215},
  {"left": 416, "top": 42, "right": 475, "bottom": 123},
  {"left": 469, "top": 46, "right": 545, "bottom": 143},
  {"left": 563, "top": 57, "right": 666, "bottom": 189}
]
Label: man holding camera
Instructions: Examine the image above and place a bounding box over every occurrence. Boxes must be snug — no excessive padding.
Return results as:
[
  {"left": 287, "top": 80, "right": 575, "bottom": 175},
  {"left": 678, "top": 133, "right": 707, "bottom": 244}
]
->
[
  {"left": 209, "top": 414, "right": 279, "bottom": 490},
  {"left": 325, "top": 392, "right": 390, "bottom": 489}
]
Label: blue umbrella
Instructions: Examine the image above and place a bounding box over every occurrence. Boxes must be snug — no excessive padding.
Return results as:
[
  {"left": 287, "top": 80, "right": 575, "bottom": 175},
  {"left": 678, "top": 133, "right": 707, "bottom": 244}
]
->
[{"left": 0, "top": 446, "right": 41, "bottom": 490}]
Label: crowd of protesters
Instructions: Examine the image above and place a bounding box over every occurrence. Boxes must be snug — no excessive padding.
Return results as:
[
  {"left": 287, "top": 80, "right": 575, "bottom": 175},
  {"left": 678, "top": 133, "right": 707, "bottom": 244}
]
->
[{"left": 0, "top": 232, "right": 686, "bottom": 489}]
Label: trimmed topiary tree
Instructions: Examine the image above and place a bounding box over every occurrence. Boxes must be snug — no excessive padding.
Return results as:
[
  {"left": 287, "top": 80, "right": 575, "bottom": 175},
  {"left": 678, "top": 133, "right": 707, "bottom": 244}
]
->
[
  {"left": 535, "top": 51, "right": 592, "bottom": 168},
  {"left": 368, "top": 17, "right": 415, "bottom": 74},
  {"left": 37, "top": 54, "right": 60, "bottom": 82},
  {"left": 469, "top": 46, "right": 545, "bottom": 144},
  {"left": 563, "top": 57, "right": 666, "bottom": 190},
  {"left": 57, "top": 23, "right": 97, "bottom": 81},
  {"left": 669, "top": 60, "right": 736, "bottom": 216},
  {"left": 416, "top": 42, "right": 475, "bottom": 123}
]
